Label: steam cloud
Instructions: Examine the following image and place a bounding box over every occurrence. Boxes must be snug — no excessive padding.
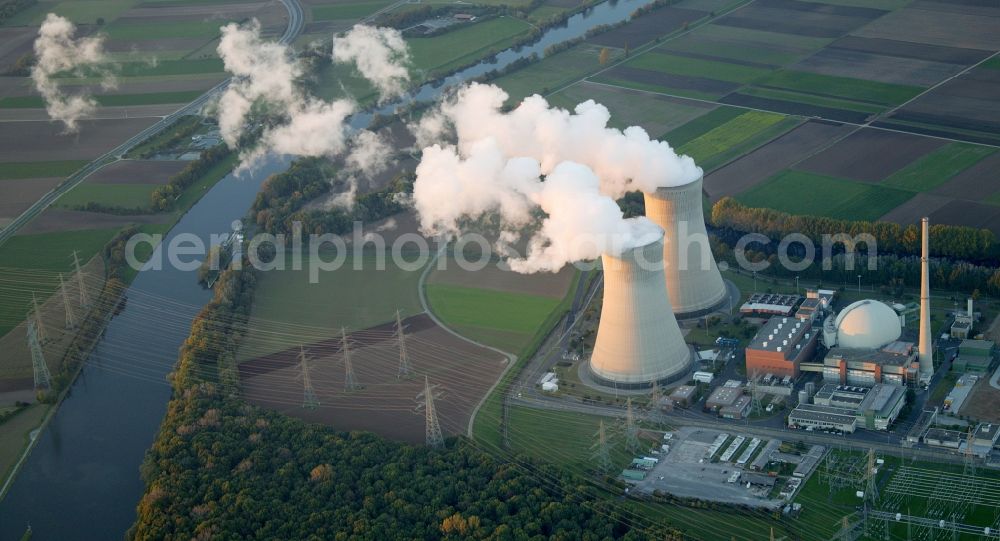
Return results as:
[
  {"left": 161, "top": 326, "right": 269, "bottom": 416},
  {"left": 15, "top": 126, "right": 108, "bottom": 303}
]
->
[
  {"left": 411, "top": 83, "right": 701, "bottom": 273},
  {"left": 32, "top": 13, "right": 115, "bottom": 132},
  {"left": 415, "top": 83, "right": 701, "bottom": 198},
  {"left": 414, "top": 139, "right": 663, "bottom": 273},
  {"left": 332, "top": 25, "right": 410, "bottom": 102},
  {"left": 216, "top": 20, "right": 410, "bottom": 170}
]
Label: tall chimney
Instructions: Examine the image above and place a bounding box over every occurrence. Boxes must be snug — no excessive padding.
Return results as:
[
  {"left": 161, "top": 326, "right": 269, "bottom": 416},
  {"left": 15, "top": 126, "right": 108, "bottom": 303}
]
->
[
  {"left": 968, "top": 298, "right": 973, "bottom": 319},
  {"left": 918, "top": 217, "right": 933, "bottom": 383}
]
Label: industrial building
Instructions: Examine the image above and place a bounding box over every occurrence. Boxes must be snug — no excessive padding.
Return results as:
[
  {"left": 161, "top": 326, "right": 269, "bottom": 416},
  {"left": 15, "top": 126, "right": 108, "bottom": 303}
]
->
[
  {"left": 794, "top": 289, "right": 835, "bottom": 322},
  {"left": 740, "top": 293, "right": 802, "bottom": 317},
  {"left": 745, "top": 317, "right": 818, "bottom": 378},
  {"left": 943, "top": 373, "right": 979, "bottom": 413},
  {"left": 822, "top": 299, "right": 902, "bottom": 350},
  {"left": 719, "top": 395, "right": 752, "bottom": 420},
  {"left": 950, "top": 298, "right": 976, "bottom": 339},
  {"left": 590, "top": 227, "right": 692, "bottom": 387},
  {"left": 953, "top": 339, "right": 994, "bottom": 374},
  {"left": 668, "top": 385, "right": 697, "bottom": 408},
  {"left": 820, "top": 341, "right": 919, "bottom": 386},
  {"left": 924, "top": 428, "right": 964, "bottom": 450},
  {"left": 788, "top": 403, "right": 858, "bottom": 433},
  {"left": 705, "top": 380, "right": 745, "bottom": 413},
  {"left": 643, "top": 175, "right": 728, "bottom": 318},
  {"left": 789, "top": 383, "right": 906, "bottom": 431}
]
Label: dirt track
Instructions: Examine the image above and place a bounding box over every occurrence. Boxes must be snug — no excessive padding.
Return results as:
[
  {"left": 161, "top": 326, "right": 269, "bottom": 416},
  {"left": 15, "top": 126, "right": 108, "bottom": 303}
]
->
[{"left": 240, "top": 313, "right": 507, "bottom": 443}]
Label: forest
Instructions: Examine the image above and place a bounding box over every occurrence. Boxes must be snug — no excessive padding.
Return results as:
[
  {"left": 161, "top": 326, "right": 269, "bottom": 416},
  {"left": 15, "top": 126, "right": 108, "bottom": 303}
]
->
[
  {"left": 251, "top": 158, "right": 409, "bottom": 237},
  {"left": 129, "top": 264, "right": 674, "bottom": 540}
]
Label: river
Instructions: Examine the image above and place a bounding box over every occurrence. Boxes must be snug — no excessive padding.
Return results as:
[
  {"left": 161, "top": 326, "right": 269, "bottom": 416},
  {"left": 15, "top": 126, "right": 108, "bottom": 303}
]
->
[{"left": 0, "top": 0, "right": 652, "bottom": 537}]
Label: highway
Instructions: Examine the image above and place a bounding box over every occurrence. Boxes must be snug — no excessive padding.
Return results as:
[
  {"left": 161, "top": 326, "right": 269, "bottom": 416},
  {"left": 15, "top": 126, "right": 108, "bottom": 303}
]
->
[{"left": 0, "top": 0, "right": 304, "bottom": 246}]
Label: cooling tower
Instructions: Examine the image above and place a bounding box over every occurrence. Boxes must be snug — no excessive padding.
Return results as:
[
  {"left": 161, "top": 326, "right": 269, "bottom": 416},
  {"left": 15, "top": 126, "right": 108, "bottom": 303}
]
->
[
  {"left": 644, "top": 174, "right": 727, "bottom": 318},
  {"left": 590, "top": 230, "right": 691, "bottom": 387},
  {"left": 918, "top": 217, "right": 934, "bottom": 383}
]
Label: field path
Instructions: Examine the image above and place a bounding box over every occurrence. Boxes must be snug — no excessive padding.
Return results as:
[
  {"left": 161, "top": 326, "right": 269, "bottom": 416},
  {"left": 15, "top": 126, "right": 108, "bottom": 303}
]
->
[{"left": 417, "top": 246, "right": 518, "bottom": 437}]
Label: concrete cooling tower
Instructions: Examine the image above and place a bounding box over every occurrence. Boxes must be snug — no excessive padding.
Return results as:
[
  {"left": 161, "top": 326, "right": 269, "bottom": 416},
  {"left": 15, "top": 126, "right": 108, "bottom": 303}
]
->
[
  {"left": 644, "top": 174, "right": 727, "bottom": 318},
  {"left": 590, "top": 229, "right": 691, "bottom": 388}
]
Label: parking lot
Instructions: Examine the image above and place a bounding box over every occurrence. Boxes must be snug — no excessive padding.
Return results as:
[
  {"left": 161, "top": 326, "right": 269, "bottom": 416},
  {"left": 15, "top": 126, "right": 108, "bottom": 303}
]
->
[{"left": 631, "top": 427, "right": 785, "bottom": 509}]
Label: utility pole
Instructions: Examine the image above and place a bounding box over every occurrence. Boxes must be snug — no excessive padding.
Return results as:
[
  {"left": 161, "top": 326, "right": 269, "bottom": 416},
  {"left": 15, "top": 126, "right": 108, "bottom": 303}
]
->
[
  {"left": 395, "top": 310, "right": 410, "bottom": 378},
  {"left": 592, "top": 420, "right": 612, "bottom": 474},
  {"left": 59, "top": 273, "right": 76, "bottom": 329},
  {"left": 625, "top": 397, "right": 641, "bottom": 452},
  {"left": 750, "top": 370, "right": 763, "bottom": 415},
  {"left": 27, "top": 321, "right": 51, "bottom": 392},
  {"left": 72, "top": 251, "right": 89, "bottom": 308},
  {"left": 299, "top": 346, "right": 319, "bottom": 409},
  {"left": 645, "top": 385, "right": 663, "bottom": 423},
  {"left": 30, "top": 292, "right": 46, "bottom": 344},
  {"left": 341, "top": 328, "right": 361, "bottom": 391},
  {"left": 415, "top": 376, "right": 444, "bottom": 448}
]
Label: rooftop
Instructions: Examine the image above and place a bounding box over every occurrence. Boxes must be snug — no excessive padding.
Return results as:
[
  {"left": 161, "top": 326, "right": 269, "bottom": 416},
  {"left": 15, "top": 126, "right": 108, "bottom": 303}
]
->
[
  {"left": 789, "top": 404, "right": 857, "bottom": 425},
  {"left": 748, "top": 317, "right": 814, "bottom": 357}
]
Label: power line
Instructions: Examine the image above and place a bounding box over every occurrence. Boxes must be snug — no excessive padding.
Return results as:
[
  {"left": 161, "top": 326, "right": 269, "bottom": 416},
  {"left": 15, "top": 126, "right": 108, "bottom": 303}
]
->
[
  {"left": 27, "top": 320, "right": 51, "bottom": 393},
  {"left": 415, "top": 375, "right": 444, "bottom": 448},
  {"left": 396, "top": 309, "right": 410, "bottom": 379}
]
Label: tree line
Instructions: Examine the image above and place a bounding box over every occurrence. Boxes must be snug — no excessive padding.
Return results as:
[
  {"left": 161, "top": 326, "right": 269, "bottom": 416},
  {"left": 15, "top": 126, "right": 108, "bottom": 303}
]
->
[
  {"left": 128, "top": 263, "right": 675, "bottom": 540},
  {"left": 150, "top": 144, "right": 233, "bottom": 212},
  {"left": 252, "top": 157, "right": 410, "bottom": 237},
  {"left": 711, "top": 197, "right": 997, "bottom": 263}
]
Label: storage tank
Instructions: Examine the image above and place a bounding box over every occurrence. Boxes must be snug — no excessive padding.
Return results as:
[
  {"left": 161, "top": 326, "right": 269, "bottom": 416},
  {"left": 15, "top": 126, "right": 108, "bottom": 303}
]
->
[
  {"left": 590, "top": 224, "right": 691, "bottom": 387},
  {"left": 643, "top": 174, "right": 727, "bottom": 318}
]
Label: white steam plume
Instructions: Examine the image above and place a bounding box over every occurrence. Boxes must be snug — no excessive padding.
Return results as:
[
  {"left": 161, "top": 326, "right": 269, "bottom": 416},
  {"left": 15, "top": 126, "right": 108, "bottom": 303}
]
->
[
  {"left": 32, "top": 13, "right": 115, "bottom": 132},
  {"left": 413, "top": 139, "right": 663, "bottom": 273},
  {"left": 415, "top": 83, "right": 701, "bottom": 197},
  {"left": 216, "top": 20, "right": 410, "bottom": 172},
  {"left": 332, "top": 25, "right": 410, "bottom": 102}
]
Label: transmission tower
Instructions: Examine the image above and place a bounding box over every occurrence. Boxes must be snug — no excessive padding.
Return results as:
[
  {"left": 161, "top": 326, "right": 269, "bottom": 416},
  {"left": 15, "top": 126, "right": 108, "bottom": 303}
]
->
[
  {"left": 59, "top": 273, "right": 76, "bottom": 329},
  {"left": 395, "top": 310, "right": 411, "bottom": 379},
  {"left": 30, "top": 292, "right": 47, "bottom": 344},
  {"left": 964, "top": 426, "right": 976, "bottom": 476},
  {"left": 341, "top": 328, "right": 362, "bottom": 391},
  {"left": 625, "top": 397, "right": 641, "bottom": 452},
  {"left": 298, "top": 346, "right": 319, "bottom": 409},
  {"left": 72, "top": 251, "right": 90, "bottom": 308},
  {"left": 27, "top": 321, "right": 51, "bottom": 392},
  {"left": 591, "top": 420, "right": 613, "bottom": 474},
  {"left": 415, "top": 376, "right": 444, "bottom": 447},
  {"left": 645, "top": 385, "right": 663, "bottom": 422}
]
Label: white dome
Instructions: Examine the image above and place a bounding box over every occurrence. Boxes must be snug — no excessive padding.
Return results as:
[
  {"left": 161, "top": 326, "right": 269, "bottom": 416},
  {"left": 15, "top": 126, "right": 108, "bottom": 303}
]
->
[{"left": 834, "top": 300, "right": 901, "bottom": 349}]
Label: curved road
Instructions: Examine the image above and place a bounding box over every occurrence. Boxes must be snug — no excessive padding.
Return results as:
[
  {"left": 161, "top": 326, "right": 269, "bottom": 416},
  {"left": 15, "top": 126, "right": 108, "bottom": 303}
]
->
[{"left": 0, "top": 0, "right": 304, "bottom": 246}]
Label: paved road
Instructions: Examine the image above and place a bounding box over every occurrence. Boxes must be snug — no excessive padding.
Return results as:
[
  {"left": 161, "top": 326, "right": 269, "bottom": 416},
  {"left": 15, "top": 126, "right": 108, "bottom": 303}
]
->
[{"left": 0, "top": 0, "right": 304, "bottom": 247}]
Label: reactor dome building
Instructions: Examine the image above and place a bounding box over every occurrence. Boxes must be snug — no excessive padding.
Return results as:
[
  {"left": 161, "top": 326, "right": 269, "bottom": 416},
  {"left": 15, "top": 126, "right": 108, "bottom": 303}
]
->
[
  {"left": 643, "top": 174, "right": 728, "bottom": 318},
  {"left": 590, "top": 221, "right": 692, "bottom": 388},
  {"left": 823, "top": 300, "right": 902, "bottom": 350}
]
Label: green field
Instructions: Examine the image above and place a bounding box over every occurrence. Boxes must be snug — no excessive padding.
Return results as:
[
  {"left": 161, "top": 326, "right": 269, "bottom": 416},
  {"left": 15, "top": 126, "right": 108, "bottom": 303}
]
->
[
  {"left": 0, "top": 228, "right": 120, "bottom": 338},
  {"left": 56, "top": 183, "right": 156, "bottom": 210},
  {"left": 311, "top": 0, "right": 394, "bottom": 20},
  {"left": 660, "top": 105, "right": 743, "bottom": 144},
  {"left": 407, "top": 17, "right": 533, "bottom": 75},
  {"left": 426, "top": 283, "right": 562, "bottom": 352},
  {"left": 626, "top": 51, "right": 771, "bottom": 84},
  {"left": 237, "top": 253, "right": 424, "bottom": 361},
  {"left": 546, "top": 81, "right": 712, "bottom": 137},
  {"left": 0, "top": 161, "right": 87, "bottom": 180},
  {"left": 494, "top": 44, "right": 621, "bottom": 104},
  {"left": 753, "top": 70, "right": 923, "bottom": 106},
  {"left": 883, "top": 143, "right": 997, "bottom": 192},
  {"left": 0, "top": 91, "right": 204, "bottom": 109},
  {"left": 103, "top": 19, "right": 227, "bottom": 40},
  {"left": 737, "top": 169, "right": 914, "bottom": 221},
  {"left": 2, "top": 0, "right": 138, "bottom": 25},
  {"left": 676, "top": 110, "right": 800, "bottom": 171},
  {"left": 737, "top": 86, "right": 885, "bottom": 114},
  {"left": 117, "top": 59, "right": 225, "bottom": 78}
]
